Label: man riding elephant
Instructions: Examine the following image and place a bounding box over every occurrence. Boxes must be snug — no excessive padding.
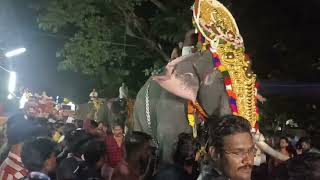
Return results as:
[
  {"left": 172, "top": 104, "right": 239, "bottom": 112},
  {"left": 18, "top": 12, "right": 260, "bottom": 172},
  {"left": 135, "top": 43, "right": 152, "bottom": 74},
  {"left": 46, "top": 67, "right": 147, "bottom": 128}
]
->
[
  {"left": 76, "top": 97, "right": 134, "bottom": 131},
  {"left": 133, "top": 0, "right": 288, "bottom": 164}
]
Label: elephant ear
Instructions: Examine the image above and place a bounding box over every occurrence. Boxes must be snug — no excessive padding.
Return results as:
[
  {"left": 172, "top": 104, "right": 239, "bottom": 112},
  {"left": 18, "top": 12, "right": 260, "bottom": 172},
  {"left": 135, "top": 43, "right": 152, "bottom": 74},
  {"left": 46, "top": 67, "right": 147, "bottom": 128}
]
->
[{"left": 153, "top": 54, "right": 200, "bottom": 103}]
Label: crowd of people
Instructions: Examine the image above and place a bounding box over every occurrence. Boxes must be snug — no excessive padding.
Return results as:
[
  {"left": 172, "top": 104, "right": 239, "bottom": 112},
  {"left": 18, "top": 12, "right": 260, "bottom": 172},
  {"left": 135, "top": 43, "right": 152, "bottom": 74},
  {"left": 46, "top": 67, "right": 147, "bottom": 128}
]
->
[{"left": 0, "top": 111, "right": 319, "bottom": 180}]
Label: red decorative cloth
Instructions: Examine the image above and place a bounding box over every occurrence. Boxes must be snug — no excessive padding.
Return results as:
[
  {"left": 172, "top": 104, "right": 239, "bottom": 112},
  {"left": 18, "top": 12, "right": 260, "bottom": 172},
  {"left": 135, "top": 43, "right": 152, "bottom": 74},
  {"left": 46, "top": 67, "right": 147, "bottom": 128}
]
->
[
  {"left": 0, "top": 152, "right": 28, "bottom": 180},
  {"left": 105, "top": 135, "right": 124, "bottom": 168}
]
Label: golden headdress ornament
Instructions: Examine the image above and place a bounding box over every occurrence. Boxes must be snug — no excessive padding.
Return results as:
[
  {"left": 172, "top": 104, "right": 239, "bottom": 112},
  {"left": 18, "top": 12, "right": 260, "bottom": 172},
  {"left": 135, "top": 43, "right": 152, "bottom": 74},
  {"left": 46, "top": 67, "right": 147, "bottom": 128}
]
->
[{"left": 193, "top": 0, "right": 259, "bottom": 127}]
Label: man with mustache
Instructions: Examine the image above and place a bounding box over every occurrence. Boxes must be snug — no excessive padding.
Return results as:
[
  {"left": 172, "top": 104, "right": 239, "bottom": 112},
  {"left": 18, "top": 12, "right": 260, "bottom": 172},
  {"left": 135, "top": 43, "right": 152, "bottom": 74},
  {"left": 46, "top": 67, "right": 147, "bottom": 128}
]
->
[
  {"left": 198, "top": 115, "right": 255, "bottom": 180},
  {"left": 102, "top": 121, "right": 125, "bottom": 180}
]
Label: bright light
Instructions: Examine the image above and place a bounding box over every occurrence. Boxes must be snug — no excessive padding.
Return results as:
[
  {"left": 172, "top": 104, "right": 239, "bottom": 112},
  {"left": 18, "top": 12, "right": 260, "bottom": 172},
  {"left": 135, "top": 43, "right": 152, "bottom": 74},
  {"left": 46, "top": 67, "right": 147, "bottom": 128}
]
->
[
  {"left": 19, "top": 93, "right": 28, "bottom": 109},
  {"left": 7, "top": 94, "right": 13, "bottom": 100},
  {"left": 5, "top": 48, "right": 26, "bottom": 58},
  {"left": 8, "top": 71, "right": 16, "bottom": 93},
  {"left": 67, "top": 102, "right": 76, "bottom": 111}
]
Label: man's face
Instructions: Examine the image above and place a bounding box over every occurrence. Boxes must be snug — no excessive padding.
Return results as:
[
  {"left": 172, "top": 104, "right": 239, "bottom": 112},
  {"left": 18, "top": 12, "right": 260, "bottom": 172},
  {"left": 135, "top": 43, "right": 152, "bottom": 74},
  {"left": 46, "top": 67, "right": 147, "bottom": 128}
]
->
[
  {"left": 301, "top": 142, "right": 311, "bottom": 152},
  {"left": 112, "top": 126, "right": 123, "bottom": 137},
  {"left": 98, "top": 123, "right": 108, "bottom": 133},
  {"left": 178, "top": 42, "right": 184, "bottom": 48},
  {"left": 220, "top": 132, "right": 254, "bottom": 180}
]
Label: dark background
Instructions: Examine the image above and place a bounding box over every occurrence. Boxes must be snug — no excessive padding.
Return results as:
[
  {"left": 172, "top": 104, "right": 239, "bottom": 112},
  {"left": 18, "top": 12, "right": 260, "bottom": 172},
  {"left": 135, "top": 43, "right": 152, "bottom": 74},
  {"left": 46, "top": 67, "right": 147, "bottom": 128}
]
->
[{"left": 0, "top": 0, "right": 320, "bottom": 103}]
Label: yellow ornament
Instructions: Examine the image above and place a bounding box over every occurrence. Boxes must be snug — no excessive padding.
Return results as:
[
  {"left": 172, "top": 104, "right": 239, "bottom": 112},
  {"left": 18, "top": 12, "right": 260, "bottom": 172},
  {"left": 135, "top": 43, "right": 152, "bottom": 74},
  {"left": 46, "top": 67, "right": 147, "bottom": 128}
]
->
[
  {"left": 52, "top": 131, "right": 61, "bottom": 142},
  {"left": 193, "top": 0, "right": 258, "bottom": 127},
  {"left": 187, "top": 114, "right": 195, "bottom": 127}
]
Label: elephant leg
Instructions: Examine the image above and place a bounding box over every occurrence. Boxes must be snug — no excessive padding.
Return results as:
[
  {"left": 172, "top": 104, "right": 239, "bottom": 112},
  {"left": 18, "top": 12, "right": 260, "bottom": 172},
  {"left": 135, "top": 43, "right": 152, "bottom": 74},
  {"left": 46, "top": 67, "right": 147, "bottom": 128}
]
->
[
  {"left": 157, "top": 132, "right": 176, "bottom": 163},
  {"left": 156, "top": 92, "right": 192, "bottom": 164}
]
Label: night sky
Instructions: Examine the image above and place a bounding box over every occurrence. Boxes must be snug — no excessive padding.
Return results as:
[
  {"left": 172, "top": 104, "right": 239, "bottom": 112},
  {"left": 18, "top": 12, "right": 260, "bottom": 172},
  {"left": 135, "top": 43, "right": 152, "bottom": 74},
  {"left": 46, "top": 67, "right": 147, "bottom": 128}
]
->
[
  {"left": 0, "top": 0, "right": 93, "bottom": 103},
  {"left": 1, "top": 0, "right": 320, "bottom": 103}
]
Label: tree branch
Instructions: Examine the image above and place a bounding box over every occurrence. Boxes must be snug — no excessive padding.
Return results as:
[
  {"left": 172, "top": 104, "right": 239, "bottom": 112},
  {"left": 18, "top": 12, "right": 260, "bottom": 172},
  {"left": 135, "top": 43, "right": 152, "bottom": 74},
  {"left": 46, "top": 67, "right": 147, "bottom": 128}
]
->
[
  {"left": 113, "top": 0, "right": 169, "bottom": 62},
  {"left": 149, "top": 0, "right": 167, "bottom": 12}
]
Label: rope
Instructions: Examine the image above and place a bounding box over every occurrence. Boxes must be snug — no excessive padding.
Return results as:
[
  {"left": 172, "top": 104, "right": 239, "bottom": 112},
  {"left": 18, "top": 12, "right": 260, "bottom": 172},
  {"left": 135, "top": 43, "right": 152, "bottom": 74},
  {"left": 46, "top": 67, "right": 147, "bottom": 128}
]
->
[{"left": 145, "top": 83, "right": 159, "bottom": 148}]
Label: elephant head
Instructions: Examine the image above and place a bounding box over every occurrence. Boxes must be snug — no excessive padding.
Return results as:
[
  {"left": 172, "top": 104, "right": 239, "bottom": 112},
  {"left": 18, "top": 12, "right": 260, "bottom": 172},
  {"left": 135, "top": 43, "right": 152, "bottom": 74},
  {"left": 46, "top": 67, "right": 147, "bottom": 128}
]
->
[{"left": 153, "top": 52, "right": 231, "bottom": 118}]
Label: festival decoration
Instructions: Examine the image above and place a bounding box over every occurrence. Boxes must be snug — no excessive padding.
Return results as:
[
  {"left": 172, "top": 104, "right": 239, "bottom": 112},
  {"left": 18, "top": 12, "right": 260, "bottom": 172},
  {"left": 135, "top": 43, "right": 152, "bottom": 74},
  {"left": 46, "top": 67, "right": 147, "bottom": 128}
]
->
[
  {"left": 191, "top": 0, "right": 259, "bottom": 127},
  {"left": 126, "top": 98, "right": 135, "bottom": 130},
  {"left": 24, "top": 95, "right": 55, "bottom": 118},
  {"left": 188, "top": 101, "right": 208, "bottom": 138},
  {"left": 22, "top": 90, "right": 77, "bottom": 121}
]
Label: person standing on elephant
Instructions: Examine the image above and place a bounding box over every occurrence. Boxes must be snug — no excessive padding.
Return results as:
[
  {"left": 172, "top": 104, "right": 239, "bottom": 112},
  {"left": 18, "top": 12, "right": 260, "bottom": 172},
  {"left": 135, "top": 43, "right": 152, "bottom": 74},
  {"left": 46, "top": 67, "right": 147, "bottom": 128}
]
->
[
  {"left": 119, "top": 83, "right": 129, "bottom": 100},
  {"left": 198, "top": 115, "right": 255, "bottom": 180},
  {"left": 171, "top": 29, "right": 197, "bottom": 60},
  {"left": 90, "top": 89, "right": 98, "bottom": 101},
  {"left": 182, "top": 29, "right": 197, "bottom": 56}
]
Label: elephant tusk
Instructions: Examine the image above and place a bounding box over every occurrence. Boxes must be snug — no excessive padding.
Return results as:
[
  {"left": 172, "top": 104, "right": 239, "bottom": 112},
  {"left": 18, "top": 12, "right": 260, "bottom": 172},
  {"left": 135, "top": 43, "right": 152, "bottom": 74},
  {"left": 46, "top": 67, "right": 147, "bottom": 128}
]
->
[{"left": 256, "top": 141, "right": 289, "bottom": 161}]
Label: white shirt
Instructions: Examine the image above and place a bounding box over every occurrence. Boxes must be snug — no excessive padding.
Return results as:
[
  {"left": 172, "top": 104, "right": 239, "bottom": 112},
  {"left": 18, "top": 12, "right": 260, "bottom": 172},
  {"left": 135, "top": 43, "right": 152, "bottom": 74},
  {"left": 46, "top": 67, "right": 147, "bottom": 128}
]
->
[
  {"left": 119, "top": 86, "right": 128, "bottom": 99},
  {"left": 89, "top": 91, "right": 98, "bottom": 100}
]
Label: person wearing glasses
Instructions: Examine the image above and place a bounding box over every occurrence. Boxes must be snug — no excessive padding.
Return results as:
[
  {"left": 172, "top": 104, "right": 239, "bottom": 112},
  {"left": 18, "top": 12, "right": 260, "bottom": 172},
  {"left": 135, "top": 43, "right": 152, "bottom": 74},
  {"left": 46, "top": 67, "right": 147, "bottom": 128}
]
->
[{"left": 198, "top": 115, "right": 255, "bottom": 180}]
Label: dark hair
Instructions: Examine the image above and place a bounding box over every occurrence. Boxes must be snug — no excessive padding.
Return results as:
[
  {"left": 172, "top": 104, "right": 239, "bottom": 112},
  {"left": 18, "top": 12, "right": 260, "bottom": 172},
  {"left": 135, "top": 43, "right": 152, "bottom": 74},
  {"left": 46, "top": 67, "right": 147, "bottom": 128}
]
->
[
  {"left": 296, "top": 140, "right": 302, "bottom": 149},
  {"left": 125, "top": 131, "right": 152, "bottom": 157},
  {"left": 111, "top": 120, "right": 124, "bottom": 129},
  {"left": 280, "top": 136, "right": 289, "bottom": 142},
  {"left": 90, "top": 120, "right": 99, "bottom": 128},
  {"left": 65, "top": 129, "right": 92, "bottom": 156},
  {"left": 62, "top": 123, "right": 76, "bottom": 135},
  {"left": 208, "top": 115, "right": 251, "bottom": 152},
  {"left": 6, "top": 114, "right": 47, "bottom": 145},
  {"left": 82, "top": 139, "right": 106, "bottom": 165},
  {"left": 287, "top": 152, "right": 320, "bottom": 180},
  {"left": 99, "top": 121, "right": 108, "bottom": 126},
  {"left": 299, "top": 137, "right": 312, "bottom": 146},
  {"left": 21, "top": 137, "right": 57, "bottom": 172},
  {"left": 279, "top": 136, "right": 297, "bottom": 157},
  {"left": 278, "top": 136, "right": 290, "bottom": 150},
  {"left": 75, "top": 119, "right": 83, "bottom": 128},
  {"left": 173, "top": 133, "right": 196, "bottom": 166}
]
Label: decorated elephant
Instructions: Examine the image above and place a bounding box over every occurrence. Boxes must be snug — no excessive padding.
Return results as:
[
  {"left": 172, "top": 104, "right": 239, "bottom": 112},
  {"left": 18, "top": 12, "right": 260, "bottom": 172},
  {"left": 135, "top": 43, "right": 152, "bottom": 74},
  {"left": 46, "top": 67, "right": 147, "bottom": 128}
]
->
[
  {"left": 76, "top": 98, "right": 134, "bottom": 128},
  {"left": 105, "top": 98, "right": 134, "bottom": 128},
  {"left": 134, "top": 52, "right": 232, "bottom": 163},
  {"left": 76, "top": 99, "right": 108, "bottom": 123},
  {"left": 133, "top": 0, "right": 289, "bottom": 164}
]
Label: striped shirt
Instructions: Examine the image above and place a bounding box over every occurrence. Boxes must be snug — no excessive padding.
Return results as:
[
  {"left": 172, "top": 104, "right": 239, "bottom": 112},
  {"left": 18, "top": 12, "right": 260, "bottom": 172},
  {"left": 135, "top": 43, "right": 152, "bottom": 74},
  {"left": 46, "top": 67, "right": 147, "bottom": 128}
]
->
[{"left": 0, "top": 152, "right": 28, "bottom": 180}]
